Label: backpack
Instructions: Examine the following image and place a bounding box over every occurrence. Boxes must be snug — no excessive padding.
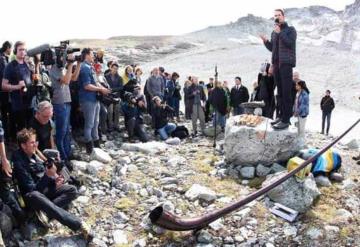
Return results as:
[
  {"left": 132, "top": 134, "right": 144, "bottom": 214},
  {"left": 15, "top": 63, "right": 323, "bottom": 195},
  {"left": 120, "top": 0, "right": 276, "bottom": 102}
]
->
[{"left": 171, "top": 125, "right": 189, "bottom": 139}]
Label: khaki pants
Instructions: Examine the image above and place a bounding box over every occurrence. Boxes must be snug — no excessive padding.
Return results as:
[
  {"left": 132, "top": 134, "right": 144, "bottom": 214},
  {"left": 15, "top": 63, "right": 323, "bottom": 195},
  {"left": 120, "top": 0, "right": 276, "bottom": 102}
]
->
[
  {"left": 191, "top": 104, "right": 205, "bottom": 133},
  {"left": 297, "top": 116, "right": 307, "bottom": 138}
]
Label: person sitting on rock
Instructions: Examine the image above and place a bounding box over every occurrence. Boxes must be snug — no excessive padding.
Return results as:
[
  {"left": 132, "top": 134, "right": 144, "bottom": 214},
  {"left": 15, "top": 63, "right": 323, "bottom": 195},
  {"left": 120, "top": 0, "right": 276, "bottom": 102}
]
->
[
  {"left": 121, "top": 91, "right": 149, "bottom": 142},
  {"left": 152, "top": 96, "right": 176, "bottom": 140},
  {"left": 12, "top": 128, "right": 93, "bottom": 240}
]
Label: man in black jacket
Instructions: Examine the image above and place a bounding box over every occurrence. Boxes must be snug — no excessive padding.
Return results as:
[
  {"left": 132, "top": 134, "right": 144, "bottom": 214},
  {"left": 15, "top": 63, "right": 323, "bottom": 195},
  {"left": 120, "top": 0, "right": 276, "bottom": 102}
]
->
[
  {"left": 12, "top": 129, "right": 92, "bottom": 239},
  {"left": 187, "top": 77, "right": 206, "bottom": 136},
  {"left": 320, "top": 90, "right": 335, "bottom": 135},
  {"left": 230, "top": 77, "right": 249, "bottom": 116},
  {"left": 260, "top": 9, "right": 297, "bottom": 130},
  {"left": 104, "top": 63, "right": 123, "bottom": 131},
  {"left": 209, "top": 81, "right": 228, "bottom": 131}
]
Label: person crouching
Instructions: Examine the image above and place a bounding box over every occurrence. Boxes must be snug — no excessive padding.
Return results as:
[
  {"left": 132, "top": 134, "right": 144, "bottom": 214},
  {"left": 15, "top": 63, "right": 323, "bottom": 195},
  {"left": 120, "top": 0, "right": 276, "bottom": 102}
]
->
[{"left": 152, "top": 96, "right": 176, "bottom": 140}]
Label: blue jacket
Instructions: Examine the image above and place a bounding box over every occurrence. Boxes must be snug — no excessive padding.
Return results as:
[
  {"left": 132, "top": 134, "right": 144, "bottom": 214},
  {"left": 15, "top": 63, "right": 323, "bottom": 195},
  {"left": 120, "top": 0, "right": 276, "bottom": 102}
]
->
[{"left": 294, "top": 90, "right": 309, "bottom": 117}]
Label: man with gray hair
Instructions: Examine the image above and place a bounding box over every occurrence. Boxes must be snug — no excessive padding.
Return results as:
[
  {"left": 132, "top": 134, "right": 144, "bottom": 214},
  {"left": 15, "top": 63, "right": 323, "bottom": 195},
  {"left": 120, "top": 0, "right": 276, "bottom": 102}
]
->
[
  {"left": 187, "top": 76, "right": 206, "bottom": 136},
  {"left": 29, "top": 101, "right": 55, "bottom": 152}
]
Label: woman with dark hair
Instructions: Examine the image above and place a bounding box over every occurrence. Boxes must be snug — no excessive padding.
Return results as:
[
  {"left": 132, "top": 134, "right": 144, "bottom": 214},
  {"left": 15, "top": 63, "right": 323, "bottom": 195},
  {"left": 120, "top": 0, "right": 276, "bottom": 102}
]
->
[
  {"left": 294, "top": 80, "right": 309, "bottom": 138},
  {"left": 258, "top": 63, "right": 276, "bottom": 118}
]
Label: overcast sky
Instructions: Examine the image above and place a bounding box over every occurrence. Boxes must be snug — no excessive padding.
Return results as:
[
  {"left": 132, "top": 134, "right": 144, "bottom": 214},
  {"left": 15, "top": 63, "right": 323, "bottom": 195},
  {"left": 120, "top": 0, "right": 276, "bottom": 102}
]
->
[{"left": 0, "top": 0, "right": 354, "bottom": 47}]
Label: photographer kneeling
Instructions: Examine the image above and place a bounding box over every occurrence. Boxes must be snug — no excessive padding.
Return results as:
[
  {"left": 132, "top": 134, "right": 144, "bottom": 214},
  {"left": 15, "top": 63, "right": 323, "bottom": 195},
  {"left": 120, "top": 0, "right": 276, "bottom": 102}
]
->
[
  {"left": 152, "top": 96, "right": 176, "bottom": 140},
  {"left": 121, "top": 90, "right": 149, "bottom": 142},
  {"left": 12, "top": 129, "right": 92, "bottom": 239},
  {"left": 78, "top": 48, "right": 110, "bottom": 154}
]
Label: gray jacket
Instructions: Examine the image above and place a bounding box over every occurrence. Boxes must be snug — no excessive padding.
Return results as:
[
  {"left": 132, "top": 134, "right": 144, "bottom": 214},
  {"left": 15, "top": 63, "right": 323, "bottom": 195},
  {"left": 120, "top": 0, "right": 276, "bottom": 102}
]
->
[{"left": 146, "top": 75, "right": 164, "bottom": 99}]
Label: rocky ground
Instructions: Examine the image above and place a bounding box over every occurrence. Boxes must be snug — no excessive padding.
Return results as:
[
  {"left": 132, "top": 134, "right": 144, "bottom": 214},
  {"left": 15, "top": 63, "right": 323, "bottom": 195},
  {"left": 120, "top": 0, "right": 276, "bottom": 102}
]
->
[{"left": 4, "top": 115, "right": 358, "bottom": 247}]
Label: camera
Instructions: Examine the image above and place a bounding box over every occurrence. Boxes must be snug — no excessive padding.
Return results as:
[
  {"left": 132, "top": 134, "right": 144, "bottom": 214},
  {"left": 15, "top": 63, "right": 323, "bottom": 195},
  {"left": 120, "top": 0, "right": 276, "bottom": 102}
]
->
[
  {"left": 99, "top": 91, "right": 121, "bottom": 106},
  {"left": 274, "top": 18, "right": 280, "bottom": 24},
  {"left": 43, "top": 149, "right": 65, "bottom": 171},
  {"left": 40, "top": 40, "right": 81, "bottom": 67}
]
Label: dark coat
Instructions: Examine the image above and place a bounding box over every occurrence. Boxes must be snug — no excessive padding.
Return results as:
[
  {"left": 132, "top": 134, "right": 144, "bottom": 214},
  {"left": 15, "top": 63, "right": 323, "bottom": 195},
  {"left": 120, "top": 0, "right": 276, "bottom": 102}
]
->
[
  {"left": 186, "top": 84, "right": 206, "bottom": 114},
  {"left": 12, "top": 149, "right": 55, "bottom": 196},
  {"left": 230, "top": 85, "right": 249, "bottom": 107},
  {"left": 153, "top": 104, "right": 174, "bottom": 129},
  {"left": 320, "top": 96, "right": 335, "bottom": 114},
  {"left": 264, "top": 22, "right": 297, "bottom": 67},
  {"left": 209, "top": 87, "right": 228, "bottom": 115}
]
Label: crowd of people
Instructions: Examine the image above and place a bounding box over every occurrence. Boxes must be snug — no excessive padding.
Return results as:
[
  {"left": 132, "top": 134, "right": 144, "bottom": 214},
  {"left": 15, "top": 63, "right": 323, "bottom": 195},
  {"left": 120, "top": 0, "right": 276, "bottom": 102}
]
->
[{"left": 0, "top": 8, "right": 338, "bottom": 245}]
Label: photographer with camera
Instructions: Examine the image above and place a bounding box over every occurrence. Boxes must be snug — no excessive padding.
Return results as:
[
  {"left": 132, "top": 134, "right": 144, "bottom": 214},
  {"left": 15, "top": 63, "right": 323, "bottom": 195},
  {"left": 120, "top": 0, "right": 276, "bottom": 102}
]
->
[
  {"left": 260, "top": 8, "right": 297, "bottom": 130},
  {"left": 2, "top": 41, "right": 33, "bottom": 138},
  {"left": 78, "top": 48, "right": 110, "bottom": 154},
  {"left": 49, "top": 50, "right": 81, "bottom": 162},
  {"left": 152, "top": 96, "right": 176, "bottom": 140},
  {"left": 11, "top": 128, "right": 92, "bottom": 239},
  {"left": 104, "top": 62, "right": 123, "bottom": 132},
  {"left": 121, "top": 90, "right": 149, "bottom": 142}
]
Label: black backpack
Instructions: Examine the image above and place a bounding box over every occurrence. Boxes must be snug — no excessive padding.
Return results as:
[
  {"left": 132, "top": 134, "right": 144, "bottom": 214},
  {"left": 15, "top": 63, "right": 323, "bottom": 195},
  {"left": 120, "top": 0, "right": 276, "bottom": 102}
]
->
[{"left": 171, "top": 125, "right": 189, "bottom": 139}]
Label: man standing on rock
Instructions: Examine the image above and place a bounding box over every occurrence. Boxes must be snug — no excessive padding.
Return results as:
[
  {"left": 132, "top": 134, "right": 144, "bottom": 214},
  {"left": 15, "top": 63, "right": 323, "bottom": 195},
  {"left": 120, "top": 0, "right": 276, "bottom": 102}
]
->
[{"left": 260, "top": 9, "right": 297, "bottom": 130}]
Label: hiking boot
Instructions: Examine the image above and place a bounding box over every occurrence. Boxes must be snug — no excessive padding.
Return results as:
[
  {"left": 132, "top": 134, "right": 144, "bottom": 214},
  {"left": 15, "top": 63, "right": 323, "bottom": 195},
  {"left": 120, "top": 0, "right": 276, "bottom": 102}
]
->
[
  {"left": 273, "top": 121, "right": 290, "bottom": 130},
  {"left": 93, "top": 139, "right": 100, "bottom": 148},
  {"left": 80, "top": 221, "right": 94, "bottom": 242},
  {"left": 36, "top": 211, "right": 50, "bottom": 229},
  {"left": 85, "top": 142, "right": 93, "bottom": 154},
  {"left": 270, "top": 118, "right": 281, "bottom": 126}
]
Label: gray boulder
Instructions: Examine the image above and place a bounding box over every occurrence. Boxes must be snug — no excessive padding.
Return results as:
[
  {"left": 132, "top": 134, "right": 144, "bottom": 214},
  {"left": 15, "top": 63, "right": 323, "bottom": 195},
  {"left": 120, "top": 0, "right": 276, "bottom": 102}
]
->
[
  {"left": 121, "top": 141, "right": 168, "bottom": 154},
  {"left": 315, "top": 175, "right": 332, "bottom": 187},
  {"left": 256, "top": 164, "right": 271, "bottom": 177},
  {"left": 90, "top": 148, "right": 112, "bottom": 163},
  {"left": 239, "top": 167, "right": 255, "bottom": 179},
  {"left": 224, "top": 116, "right": 302, "bottom": 165},
  {"left": 185, "top": 184, "right": 217, "bottom": 202},
  {"left": 45, "top": 235, "right": 86, "bottom": 247},
  {"left": 263, "top": 171, "right": 321, "bottom": 213}
]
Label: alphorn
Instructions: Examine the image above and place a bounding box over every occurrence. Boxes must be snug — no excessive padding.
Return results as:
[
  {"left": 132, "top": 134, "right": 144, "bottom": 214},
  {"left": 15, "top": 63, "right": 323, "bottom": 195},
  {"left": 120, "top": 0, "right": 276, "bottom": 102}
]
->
[{"left": 149, "top": 118, "right": 360, "bottom": 231}]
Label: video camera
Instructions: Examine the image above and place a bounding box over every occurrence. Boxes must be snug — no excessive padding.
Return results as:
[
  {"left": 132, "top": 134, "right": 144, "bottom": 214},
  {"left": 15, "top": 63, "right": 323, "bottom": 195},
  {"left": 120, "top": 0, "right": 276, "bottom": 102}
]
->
[{"left": 40, "top": 40, "right": 81, "bottom": 68}]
